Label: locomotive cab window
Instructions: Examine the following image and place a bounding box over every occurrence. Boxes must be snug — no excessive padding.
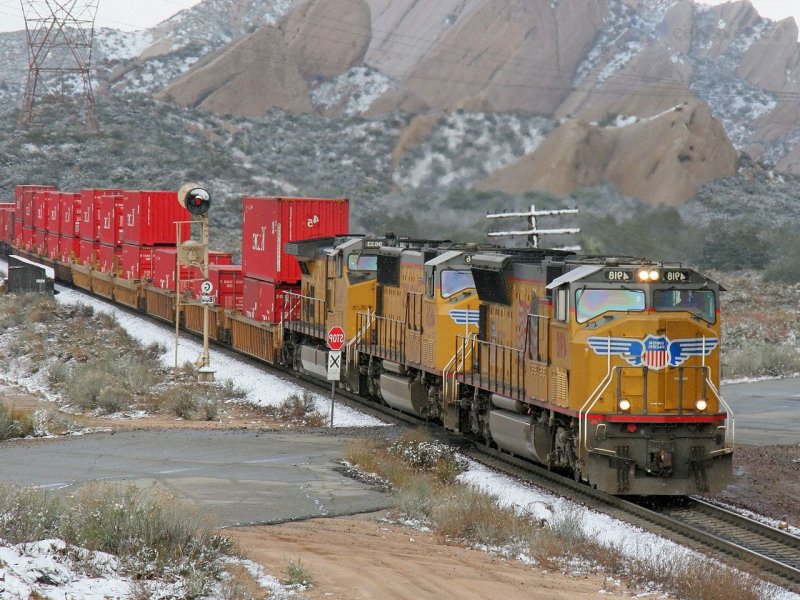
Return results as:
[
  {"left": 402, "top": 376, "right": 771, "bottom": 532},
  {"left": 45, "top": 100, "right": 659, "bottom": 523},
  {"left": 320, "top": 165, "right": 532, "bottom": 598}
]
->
[
  {"left": 575, "top": 289, "right": 645, "bottom": 323},
  {"left": 441, "top": 270, "right": 475, "bottom": 299},
  {"left": 555, "top": 288, "right": 569, "bottom": 322},
  {"left": 653, "top": 289, "right": 716, "bottom": 323},
  {"left": 347, "top": 254, "right": 378, "bottom": 272}
]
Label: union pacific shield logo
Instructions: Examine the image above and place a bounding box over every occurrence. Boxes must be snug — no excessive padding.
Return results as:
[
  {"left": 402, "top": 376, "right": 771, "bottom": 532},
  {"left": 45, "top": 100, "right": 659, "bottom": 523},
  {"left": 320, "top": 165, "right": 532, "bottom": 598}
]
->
[
  {"left": 587, "top": 335, "right": 718, "bottom": 370},
  {"left": 643, "top": 335, "right": 668, "bottom": 369},
  {"left": 450, "top": 309, "right": 479, "bottom": 326}
]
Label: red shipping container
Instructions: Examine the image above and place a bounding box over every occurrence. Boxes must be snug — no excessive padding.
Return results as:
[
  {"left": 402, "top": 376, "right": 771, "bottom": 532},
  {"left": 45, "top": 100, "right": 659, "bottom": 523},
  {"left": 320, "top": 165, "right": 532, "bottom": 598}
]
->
[
  {"left": 21, "top": 226, "right": 33, "bottom": 250},
  {"left": 242, "top": 277, "right": 299, "bottom": 323},
  {"left": 79, "top": 188, "right": 122, "bottom": 241},
  {"left": 58, "top": 236, "right": 79, "bottom": 263},
  {"left": 191, "top": 264, "right": 243, "bottom": 301},
  {"left": 218, "top": 293, "right": 244, "bottom": 310},
  {"left": 97, "top": 194, "right": 124, "bottom": 246},
  {"left": 241, "top": 196, "right": 349, "bottom": 284},
  {"left": 14, "top": 215, "right": 22, "bottom": 245},
  {"left": 46, "top": 192, "right": 61, "bottom": 234},
  {"left": 0, "top": 205, "right": 12, "bottom": 244},
  {"left": 78, "top": 239, "right": 97, "bottom": 266},
  {"left": 96, "top": 243, "right": 121, "bottom": 274},
  {"left": 151, "top": 248, "right": 232, "bottom": 291},
  {"left": 33, "top": 191, "right": 48, "bottom": 231},
  {"left": 59, "top": 192, "right": 82, "bottom": 237},
  {"left": 34, "top": 229, "right": 46, "bottom": 256},
  {"left": 208, "top": 264, "right": 243, "bottom": 295},
  {"left": 46, "top": 233, "right": 60, "bottom": 260},
  {"left": 121, "top": 190, "right": 191, "bottom": 246},
  {"left": 119, "top": 244, "right": 157, "bottom": 281}
]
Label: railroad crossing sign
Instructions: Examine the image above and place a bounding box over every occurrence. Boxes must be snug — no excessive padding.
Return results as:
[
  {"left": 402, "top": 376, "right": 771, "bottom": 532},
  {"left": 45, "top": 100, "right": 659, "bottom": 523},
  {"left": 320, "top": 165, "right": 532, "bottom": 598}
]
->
[
  {"left": 327, "top": 326, "right": 346, "bottom": 351},
  {"left": 327, "top": 351, "right": 341, "bottom": 381},
  {"left": 200, "top": 280, "right": 213, "bottom": 294}
]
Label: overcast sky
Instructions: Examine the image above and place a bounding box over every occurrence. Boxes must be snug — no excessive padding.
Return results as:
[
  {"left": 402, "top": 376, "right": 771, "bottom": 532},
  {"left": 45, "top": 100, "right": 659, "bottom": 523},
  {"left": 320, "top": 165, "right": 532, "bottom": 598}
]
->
[{"left": 0, "top": 0, "right": 797, "bottom": 34}]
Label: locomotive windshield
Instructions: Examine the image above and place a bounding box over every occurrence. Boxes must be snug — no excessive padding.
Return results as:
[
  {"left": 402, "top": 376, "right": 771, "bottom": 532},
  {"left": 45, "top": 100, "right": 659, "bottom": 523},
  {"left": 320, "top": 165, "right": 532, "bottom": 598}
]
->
[
  {"left": 576, "top": 289, "right": 645, "bottom": 323},
  {"left": 347, "top": 255, "right": 378, "bottom": 272},
  {"left": 441, "top": 270, "right": 475, "bottom": 298},
  {"left": 653, "top": 289, "right": 716, "bottom": 323}
]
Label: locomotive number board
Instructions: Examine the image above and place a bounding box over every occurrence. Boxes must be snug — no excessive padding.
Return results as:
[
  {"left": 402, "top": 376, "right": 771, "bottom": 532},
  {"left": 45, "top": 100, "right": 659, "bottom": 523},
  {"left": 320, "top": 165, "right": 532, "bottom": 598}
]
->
[
  {"left": 604, "top": 270, "right": 633, "bottom": 282},
  {"left": 663, "top": 269, "right": 690, "bottom": 282}
]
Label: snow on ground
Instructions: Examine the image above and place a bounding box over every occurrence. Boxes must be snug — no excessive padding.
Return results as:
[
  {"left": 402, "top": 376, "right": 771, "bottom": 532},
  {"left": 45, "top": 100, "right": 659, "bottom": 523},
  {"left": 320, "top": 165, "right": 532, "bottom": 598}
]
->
[
  {"left": 458, "top": 458, "right": 800, "bottom": 600},
  {"left": 53, "top": 286, "right": 386, "bottom": 428}
]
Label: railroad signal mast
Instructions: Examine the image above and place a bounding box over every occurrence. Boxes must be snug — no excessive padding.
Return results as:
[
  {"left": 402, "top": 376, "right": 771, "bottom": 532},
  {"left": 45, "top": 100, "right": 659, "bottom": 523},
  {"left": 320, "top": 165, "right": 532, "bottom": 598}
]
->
[
  {"left": 174, "top": 183, "right": 213, "bottom": 382},
  {"left": 19, "top": 0, "right": 100, "bottom": 131},
  {"left": 487, "top": 204, "right": 580, "bottom": 250}
]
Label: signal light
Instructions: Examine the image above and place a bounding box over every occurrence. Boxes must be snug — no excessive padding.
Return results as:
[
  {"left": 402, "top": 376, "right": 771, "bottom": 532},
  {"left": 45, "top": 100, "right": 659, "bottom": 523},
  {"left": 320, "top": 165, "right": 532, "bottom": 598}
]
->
[
  {"left": 695, "top": 399, "right": 708, "bottom": 412},
  {"left": 178, "top": 183, "right": 211, "bottom": 216}
]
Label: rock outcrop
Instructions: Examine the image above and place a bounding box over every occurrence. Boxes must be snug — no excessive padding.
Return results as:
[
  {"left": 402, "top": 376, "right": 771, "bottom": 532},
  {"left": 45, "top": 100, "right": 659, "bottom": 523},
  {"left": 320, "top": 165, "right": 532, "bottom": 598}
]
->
[{"left": 478, "top": 100, "right": 738, "bottom": 206}]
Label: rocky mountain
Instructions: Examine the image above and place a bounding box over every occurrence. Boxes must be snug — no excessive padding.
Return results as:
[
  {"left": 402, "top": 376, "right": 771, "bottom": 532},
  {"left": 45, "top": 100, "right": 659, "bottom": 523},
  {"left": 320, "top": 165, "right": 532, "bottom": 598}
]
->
[{"left": 0, "top": 0, "right": 799, "bottom": 207}]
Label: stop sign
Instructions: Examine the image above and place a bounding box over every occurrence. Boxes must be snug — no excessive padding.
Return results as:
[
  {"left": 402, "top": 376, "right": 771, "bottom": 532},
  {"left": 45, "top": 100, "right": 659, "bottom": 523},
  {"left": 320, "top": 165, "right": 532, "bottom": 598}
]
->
[{"left": 327, "top": 326, "right": 346, "bottom": 351}]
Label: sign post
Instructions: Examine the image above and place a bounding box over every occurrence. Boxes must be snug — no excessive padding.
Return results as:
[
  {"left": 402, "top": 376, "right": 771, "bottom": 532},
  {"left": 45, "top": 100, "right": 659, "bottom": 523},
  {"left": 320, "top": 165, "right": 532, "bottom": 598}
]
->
[{"left": 326, "top": 326, "right": 345, "bottom": 428}]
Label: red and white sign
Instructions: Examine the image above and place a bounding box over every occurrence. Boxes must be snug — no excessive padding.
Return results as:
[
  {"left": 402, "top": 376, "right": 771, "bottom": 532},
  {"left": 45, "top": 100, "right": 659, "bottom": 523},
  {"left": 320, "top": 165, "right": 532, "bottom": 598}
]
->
[{"left": 327, "top": 326, "right": 346, "bottom": 351}]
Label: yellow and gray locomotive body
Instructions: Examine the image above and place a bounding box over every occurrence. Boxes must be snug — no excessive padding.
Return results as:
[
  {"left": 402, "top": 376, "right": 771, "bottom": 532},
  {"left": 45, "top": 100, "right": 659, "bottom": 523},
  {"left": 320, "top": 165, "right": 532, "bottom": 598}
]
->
[
  {"left": 459, "top": 254, "right": 732, "bottom": 495},
  {"left": 281, "top": 236, "right": 732, "bottom": 496}
]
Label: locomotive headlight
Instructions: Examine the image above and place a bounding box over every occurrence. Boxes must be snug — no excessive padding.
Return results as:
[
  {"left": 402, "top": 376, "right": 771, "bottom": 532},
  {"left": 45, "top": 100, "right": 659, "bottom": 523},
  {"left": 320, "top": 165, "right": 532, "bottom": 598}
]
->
[
  {"left": 637, "top": 269, "right": 650, "bottom": 282},
  {"left": 619, "top": 399, "right": 631, "bottom": 412},
  {"left": 695, "top": 399, "right": 708, "bottom": 412},
  {"left": 648, "top": 270, "right": 660, "bottom": 281}
]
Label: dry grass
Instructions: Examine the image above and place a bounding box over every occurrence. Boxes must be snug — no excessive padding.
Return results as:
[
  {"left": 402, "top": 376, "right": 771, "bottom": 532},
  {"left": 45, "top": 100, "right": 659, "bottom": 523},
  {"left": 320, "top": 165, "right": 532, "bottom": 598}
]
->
[
  {"left": 344, "top": 431, "right": 767, "bottom": 600},
  {"left": 0, "top": 482, "right": 233, "bottom": 591},
  {"left": 256, "top": 391, "right": 325, "bottom": 427}
]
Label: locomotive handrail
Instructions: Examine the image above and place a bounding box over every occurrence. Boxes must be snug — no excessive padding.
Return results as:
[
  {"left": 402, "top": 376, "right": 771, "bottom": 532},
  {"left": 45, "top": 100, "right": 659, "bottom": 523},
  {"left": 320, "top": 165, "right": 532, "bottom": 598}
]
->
[
  {"left": 455, "top": 335, "right": 524, "bottom": 401},
  {"left": 580, "top": 338, "right": 616, "bottom": 456},
  {"left": 443, "top": 333, "right": 477, "bottom": 405},
  {"left": 347, "top": 308, "right": 375, "bottom": 369}
]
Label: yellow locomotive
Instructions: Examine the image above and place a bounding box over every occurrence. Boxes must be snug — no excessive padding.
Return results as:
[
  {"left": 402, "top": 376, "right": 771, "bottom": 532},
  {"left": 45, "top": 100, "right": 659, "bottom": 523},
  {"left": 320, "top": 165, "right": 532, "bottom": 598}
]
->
[{"left": 283, "top": 238, "right": 733, "bottom": 496}]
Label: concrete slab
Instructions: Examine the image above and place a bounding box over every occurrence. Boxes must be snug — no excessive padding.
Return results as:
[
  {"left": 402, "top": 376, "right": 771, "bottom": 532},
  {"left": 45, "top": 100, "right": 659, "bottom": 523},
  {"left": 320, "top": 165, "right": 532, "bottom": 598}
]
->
[
  {"left": 0, "top": 429, "right": 392, "bottom": 527},
  {"left": 721, "top": 378, "right": 800, "bottom": 446}
]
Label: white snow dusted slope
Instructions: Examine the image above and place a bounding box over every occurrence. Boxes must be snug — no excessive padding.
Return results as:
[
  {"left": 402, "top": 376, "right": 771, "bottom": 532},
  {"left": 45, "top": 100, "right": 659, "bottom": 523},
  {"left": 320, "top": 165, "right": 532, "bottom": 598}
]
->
[{"left": 54, "top": 286, "right": 386, "bottom": 428}]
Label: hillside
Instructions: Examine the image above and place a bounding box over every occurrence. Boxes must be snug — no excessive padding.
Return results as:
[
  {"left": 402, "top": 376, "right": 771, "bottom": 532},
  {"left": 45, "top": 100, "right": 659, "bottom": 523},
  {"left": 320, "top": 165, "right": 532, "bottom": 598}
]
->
[{"left": 0, "top": 0, "right": 798, "bottom": 218}]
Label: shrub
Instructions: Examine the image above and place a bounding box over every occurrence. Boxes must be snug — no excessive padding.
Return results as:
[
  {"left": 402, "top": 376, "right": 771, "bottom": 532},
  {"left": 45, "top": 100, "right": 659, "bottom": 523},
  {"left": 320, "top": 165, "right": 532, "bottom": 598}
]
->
[
  {"left": 97, "top": 385, "right": 132, "bottom": 414},
  {"left": 63, "top": 368, "right": 116, "bottom": 410},
  {"left": 282, "top": 558, "right": 313, "bottom": 587},
  {"left": 47, "top": 361, "right": 70, "bottom": 386}
]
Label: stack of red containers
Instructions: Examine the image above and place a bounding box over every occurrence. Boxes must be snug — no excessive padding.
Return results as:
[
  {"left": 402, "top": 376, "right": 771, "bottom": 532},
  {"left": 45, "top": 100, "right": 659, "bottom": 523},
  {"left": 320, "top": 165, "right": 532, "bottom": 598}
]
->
[
  {"left": 33, "top": 190, "right": 58, "bottom": 257},
  {"left": 45, "top": 191, "right": 61, "bottom": 260},
  {"left": 15, "top": 185, "right": 55, "bottom": 250},
  {"left": 77, "top": 188, "right": 122, "bottom": 267},
  {"left": 118, "top": 191, "right": 191, "bottom": 281},
  {"left": 96, "top": 193, "right": 124, "bottom": 273},
  {"left": 58, "top": 192, "right": 82, "bottom": 262},
  {"left": 241, "top": 196, "right": 349, "bottom": 323}
]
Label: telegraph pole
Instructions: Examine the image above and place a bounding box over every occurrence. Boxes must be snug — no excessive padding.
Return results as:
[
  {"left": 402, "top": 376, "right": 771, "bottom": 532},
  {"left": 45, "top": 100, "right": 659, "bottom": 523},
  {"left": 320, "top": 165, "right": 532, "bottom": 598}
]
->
[{"left": 20, "top": 0, "right": 100, "bottom": 131}]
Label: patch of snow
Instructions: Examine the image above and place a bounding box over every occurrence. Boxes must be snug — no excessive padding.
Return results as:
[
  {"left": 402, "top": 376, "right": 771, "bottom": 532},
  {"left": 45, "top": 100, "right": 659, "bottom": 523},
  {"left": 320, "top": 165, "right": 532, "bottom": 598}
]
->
[
  {"left": 53, "top": 286, "right": 387, "bottom": 428},
  {"left": 310, "top": 67, "right": 394, "bottom": 116},
  {"left": 95, "top": 28, "right": 153, "bottom": 62},
  {"left": 394, "top": 113, "right": 551, "bottom": 189}
]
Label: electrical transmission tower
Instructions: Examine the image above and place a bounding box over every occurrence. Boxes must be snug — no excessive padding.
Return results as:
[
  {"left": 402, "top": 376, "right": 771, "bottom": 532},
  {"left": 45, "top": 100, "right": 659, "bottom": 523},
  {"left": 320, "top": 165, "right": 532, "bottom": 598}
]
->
[{"left": 19, "top": 0, "right": 100, "bottom": 131}]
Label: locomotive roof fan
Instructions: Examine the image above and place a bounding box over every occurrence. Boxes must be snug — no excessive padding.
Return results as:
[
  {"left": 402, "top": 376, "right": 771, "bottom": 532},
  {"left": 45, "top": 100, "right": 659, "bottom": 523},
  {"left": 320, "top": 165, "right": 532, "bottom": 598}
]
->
[{"left": 178, "top": 183, "right": 211, "bottom": 216}]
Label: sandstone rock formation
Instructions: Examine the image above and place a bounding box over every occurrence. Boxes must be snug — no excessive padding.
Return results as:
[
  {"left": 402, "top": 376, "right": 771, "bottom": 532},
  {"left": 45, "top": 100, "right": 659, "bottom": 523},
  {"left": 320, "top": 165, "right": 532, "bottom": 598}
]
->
[{"left": 478, "top": 100, "right": 737, "bottom": 206}]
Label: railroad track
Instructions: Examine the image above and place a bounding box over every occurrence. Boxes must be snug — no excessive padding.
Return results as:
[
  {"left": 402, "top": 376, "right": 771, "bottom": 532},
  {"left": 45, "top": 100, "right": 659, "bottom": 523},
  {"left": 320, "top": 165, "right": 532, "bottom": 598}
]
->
[
  {"left": 56, "top": 283, "right": 800, "bottom": 593},
  {"left": 469, "top": 447, "right": 800, "bottom": 594}
]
